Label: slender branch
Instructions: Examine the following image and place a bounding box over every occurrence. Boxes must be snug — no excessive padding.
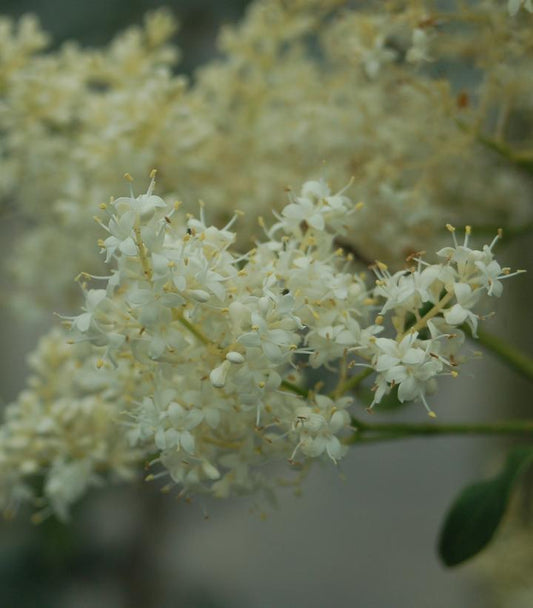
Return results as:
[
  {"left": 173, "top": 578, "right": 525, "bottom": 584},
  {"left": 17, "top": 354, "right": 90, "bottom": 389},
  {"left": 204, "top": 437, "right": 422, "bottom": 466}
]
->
[
  {"left": 133, "top": 224, "right": 152, "bottom": 281},
  {"left": 280, "top": 379, "right": 308, "bottom": 398},
  {"left": 476, "top": 134, "right": 533, "bottom": 173},
  {"left": 348, "top": 418, "right": 533, "bottom": 444},
  {"left": 333, "top": 367, "right": 373, "bottom": 397},
  {"left": 464, "top": 325, "right": 533, "bottom": 383},
  {"left": 455, "top": 120, "right": 533, "bottom": 175},
  {"left": 398, "top": 291, "right": 453, "bottom": 340},
  {"left": 173, "top": 311, "right": 212, "bottom": 346}
]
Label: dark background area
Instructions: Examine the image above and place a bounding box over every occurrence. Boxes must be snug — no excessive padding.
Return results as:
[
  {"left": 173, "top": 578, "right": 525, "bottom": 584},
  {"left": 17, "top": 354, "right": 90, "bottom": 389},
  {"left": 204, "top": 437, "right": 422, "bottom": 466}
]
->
[{"left": 0, "top": 0, "right": 250, "bottom": 74}]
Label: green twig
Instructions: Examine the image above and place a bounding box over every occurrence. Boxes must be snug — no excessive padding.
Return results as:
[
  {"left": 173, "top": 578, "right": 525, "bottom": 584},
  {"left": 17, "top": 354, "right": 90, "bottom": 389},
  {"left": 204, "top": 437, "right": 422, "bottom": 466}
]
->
[
  {"left": 333, "top": 368, "right": 373, "bottom": 397},
  {"left": 174, "top": 312, "right": 211, "bottom": 346},
  {"left": 280, "top": 379, "right": 308, "bottom": 398},
  {"left": 477, "top": 134, "right": 533, "bottom": 173},
  {"left": 349, "top": 418, "right": 533, "bottom": 444}
]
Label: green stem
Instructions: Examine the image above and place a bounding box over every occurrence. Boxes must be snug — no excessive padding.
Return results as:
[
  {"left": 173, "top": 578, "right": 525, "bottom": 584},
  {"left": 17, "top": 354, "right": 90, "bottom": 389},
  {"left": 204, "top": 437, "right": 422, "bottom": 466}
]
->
[
  {"left": 477, "top": 134, "right": 533, "bottom": 173},
  {"left": 455, "top": 120, "right": 533, "bottom": 175},
  {"left": 349, "top": 418, "right": 533, "bottom": 444},
  {"left": 174, "top": 312, "right": 211, "bottom": 346},
  {"left": 464, "top": 325, "right": 533, "bottom": 383},
  {"left": 398, "top": 291, "right": 453, "bottom": 340},
  {"left": 333, "top": 368, "right": 374, "bottom": 397},
  {"left": 280, "top": 379, "right": 308, "bottom": 398}
]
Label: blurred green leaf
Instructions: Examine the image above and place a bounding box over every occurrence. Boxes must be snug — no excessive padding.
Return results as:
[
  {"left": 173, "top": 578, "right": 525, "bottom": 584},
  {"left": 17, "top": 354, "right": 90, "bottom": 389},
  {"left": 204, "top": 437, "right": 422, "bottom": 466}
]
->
[{"left": 438, "top": 446, "right": 533, "bottom": 567}]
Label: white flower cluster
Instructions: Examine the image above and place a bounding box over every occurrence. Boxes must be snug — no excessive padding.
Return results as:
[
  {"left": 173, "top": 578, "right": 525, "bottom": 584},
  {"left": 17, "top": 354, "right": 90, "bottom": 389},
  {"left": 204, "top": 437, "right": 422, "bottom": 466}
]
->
[
  {"left": 12, "top": 174, "right": 509, "bottom": 514},
  {"left": 0, "top": 0, "right": 529, "bottom": 519},
  {"left": 2, "top": 1, "right": 532, "bottom": 317},
  {"left": 0, "top": 330, "right": 145, "bottom": 521},
  {"left": 65, "top": 175, "right": 371, "bottom": 501},
  {"left": 370, "top": 226, "right": 523, "bottom": 414}
]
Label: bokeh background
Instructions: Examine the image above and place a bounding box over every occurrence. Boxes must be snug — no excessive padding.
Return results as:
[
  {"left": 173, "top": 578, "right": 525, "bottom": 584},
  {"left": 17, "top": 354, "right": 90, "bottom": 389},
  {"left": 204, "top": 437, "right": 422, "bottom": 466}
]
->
[{"left": 0, "top": 1, "right": 532, "bottom": 606}]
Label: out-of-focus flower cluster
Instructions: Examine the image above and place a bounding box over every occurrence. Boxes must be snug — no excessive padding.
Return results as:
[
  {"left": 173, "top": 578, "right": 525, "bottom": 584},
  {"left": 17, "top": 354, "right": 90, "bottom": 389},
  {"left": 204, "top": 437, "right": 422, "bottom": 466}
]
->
[
  {"left": 1, "top": 1, "right": 532, "bottom": 316},
  {"left": 0, "top": 175, "right": 521, "bottom": 518},
  {"left": 0, "top": 329, "right": 145, "bottom": 521}
]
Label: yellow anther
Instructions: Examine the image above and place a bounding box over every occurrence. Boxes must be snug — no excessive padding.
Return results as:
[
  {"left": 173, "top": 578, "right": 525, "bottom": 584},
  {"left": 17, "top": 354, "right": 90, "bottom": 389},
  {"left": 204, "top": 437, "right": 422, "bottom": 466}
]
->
[
  {"left": 428, "top": 411, "right": 437, "bottom": 419},
  {"left": 99, "top": 203, "right": 107, "bottom": 210},
  {"left": 375, "top": 315, "right": 384, "bottom": 325},
  {"left": 376, "top": 261, "right": 388, "bottom": 271},
  {"left": 451, "top": 370, "right": 458, "bottom": 378},
  {"left": 149, "top": 168, "right": 157, "bottom": 179},
  {"left": 123, "top": 172, "right": 134, "bottom": 182},
  {"left": 355, "top": 201, "right": 364, "bottom": 211},
  {"left": 465, "top": 225, "right": 472, "bottom": 235},
  {"left": 446, "top": 224, "right": 455, "bottom": 232},
  {"left": 96, "top": 359, "right": 104, "bottom": 369}
]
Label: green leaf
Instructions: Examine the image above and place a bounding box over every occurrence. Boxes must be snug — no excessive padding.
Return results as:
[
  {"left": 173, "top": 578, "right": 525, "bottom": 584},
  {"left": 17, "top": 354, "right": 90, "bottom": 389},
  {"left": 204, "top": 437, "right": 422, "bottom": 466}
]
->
[{"left": 438, "top": 446, "right": 533, "bottom": 567}]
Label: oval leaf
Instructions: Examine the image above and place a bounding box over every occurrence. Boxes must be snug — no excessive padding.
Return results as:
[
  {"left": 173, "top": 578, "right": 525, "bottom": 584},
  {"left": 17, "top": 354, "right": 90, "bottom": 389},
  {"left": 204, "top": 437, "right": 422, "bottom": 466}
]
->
[{"left": 438, "top": 446, "right": 533, "bottom": 567}]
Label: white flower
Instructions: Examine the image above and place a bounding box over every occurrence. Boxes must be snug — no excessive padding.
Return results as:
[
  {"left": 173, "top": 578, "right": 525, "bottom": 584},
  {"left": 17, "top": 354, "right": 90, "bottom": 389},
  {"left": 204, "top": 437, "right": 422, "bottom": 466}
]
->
[
  {"left": 406, "top": 28, "right": 432, "bottom": 64},
  {"left": 372, "top": 334, "right": 442, "bottom": 415},
  {"left": 70, "top": 289, "right": 108, "bottom": 332},
  {"left": 44, "top": 460, "right": 97, "bottom": 521},
  {"left": 443, "top": 283, "right": 480, "bottom": 335},
  {"left": 291, "top": 396, "right": 352, "bottom": 463}
]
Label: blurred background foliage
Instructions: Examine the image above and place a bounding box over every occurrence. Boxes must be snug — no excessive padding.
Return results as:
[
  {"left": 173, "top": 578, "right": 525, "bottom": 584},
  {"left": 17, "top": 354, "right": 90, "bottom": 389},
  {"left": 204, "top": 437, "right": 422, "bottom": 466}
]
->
[{"left": 0, "top": 0, "right": 250, "bottom": 74}]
